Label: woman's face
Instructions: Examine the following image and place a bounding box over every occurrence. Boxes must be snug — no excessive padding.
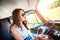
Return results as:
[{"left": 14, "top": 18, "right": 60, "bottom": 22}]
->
[{"left": 19, "top": 10, "right": 25, "bottom": 22}]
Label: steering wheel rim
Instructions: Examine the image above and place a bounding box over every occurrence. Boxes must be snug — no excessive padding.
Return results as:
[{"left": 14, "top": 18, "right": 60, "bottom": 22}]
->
[{"left": 37, "top": 26, "right": 49, "bottom": 35}]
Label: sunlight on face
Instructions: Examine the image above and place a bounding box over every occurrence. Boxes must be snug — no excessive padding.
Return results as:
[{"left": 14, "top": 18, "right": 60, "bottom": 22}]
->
[{"left": 19, "top": 10, "right": 25, "bottom": 22}]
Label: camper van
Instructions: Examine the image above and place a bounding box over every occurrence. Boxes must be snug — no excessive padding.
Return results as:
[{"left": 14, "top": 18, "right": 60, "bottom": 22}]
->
[{"left": 0, "top": 0, "right": 60, "bottom": 40}]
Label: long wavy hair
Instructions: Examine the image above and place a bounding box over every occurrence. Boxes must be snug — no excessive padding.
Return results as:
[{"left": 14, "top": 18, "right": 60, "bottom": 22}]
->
[{"left": 10, "top": 8, "right": 29, "bottom": 30}]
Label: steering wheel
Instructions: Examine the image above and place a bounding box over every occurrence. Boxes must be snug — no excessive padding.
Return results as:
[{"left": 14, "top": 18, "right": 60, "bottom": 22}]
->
[
  {"left": 37, "top": 20, "right": 60, "bottom": 40},
  {"left": 37, "top": 20, "right": 55, "bottom": 34},
  {"left": 37, "top": 26, "right": 49, "bottom": 35}
]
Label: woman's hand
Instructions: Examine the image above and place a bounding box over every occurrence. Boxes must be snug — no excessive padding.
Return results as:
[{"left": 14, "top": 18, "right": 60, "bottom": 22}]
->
[
  {"left": 33, "top": 34, "right": 50, "bottom": 40},
  {"left": 38, "top": 34, "right": 50, "bottom": 40}
]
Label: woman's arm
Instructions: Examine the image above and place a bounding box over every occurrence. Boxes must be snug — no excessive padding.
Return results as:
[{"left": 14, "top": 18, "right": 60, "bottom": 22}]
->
[{"left": 10, "top": 26, "right": 23, "bottom": 40}]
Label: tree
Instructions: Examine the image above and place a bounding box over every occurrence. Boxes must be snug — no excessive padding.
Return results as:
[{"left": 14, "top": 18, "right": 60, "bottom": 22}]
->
[{"left": 47, "top": 0, "right": 60, "bottom": 9}]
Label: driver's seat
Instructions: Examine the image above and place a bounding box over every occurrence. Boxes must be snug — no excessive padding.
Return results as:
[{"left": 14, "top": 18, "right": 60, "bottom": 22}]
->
[{"left": 0, "top": 17, "right": 15, "bottom": 40}]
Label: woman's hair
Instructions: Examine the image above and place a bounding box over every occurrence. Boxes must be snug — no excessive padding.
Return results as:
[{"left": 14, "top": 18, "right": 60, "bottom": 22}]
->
[{"left": 10, "top": 8, "right": 29, "bottom": 30}]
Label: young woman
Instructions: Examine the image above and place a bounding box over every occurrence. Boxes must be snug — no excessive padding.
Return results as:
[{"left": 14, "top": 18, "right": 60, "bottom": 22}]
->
[{"left": 10, "top": 8, "right": 50, "bottom": 40}]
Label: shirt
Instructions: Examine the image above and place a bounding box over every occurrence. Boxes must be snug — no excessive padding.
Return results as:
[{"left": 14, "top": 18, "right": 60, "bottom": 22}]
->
[{"left": 12, "top": 24, "right": 29, "bottom": 39}]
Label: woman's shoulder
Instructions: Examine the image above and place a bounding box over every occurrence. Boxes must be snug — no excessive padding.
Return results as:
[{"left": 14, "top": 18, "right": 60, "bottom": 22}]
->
[
  {"left": 10, "top": 24, "right": 20, "bottom": 33},
  {"left": 10, "top": 24, "right": 18, "bottom": 30}
]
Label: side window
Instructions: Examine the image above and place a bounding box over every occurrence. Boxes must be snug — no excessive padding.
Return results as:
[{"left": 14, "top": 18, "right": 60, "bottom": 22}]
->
[{"left": 25, "top": 10, "right": 44, "bottom": 27}]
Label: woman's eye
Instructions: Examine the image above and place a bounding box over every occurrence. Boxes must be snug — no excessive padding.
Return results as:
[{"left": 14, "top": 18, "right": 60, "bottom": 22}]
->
[{"left": 22, "top": 13, "right": 25, "bottom": 16}]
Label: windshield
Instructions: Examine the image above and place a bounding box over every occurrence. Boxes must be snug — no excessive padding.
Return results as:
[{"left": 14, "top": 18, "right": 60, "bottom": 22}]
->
[{"left": 37, "top": 0, "right": 60, "bottom": 20}]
